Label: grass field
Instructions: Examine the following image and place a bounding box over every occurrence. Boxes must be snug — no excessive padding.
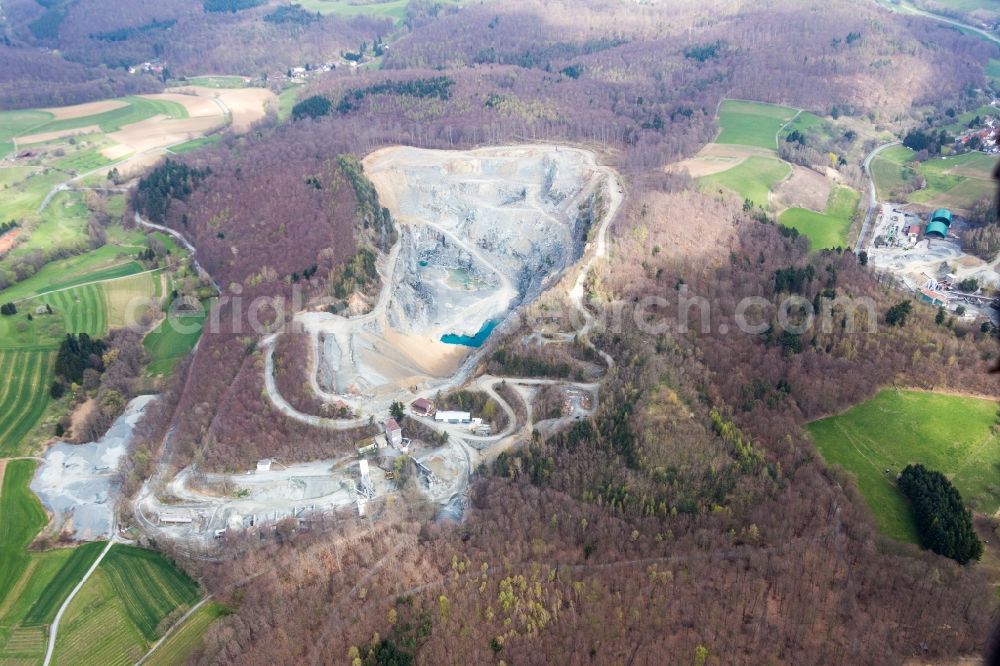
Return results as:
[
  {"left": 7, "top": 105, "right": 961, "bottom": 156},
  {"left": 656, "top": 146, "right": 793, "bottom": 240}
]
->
[
  {"left": 297, "top": 0, "right": 462, "bottom": 20},
  {"left": 698, "top": 155, "right": 790, "bottom": 208},
  {"left": 168, "top": 135, "right": 221, "bottom": 154},
  {"left": 778, "top": 186, "right": 860, "bottom": 249},
  {"left": 808, "top": 389, "right": 1000, "bottom": 543},
  {"left": 779, "top": 110, "right": 828, "bottom": 139},
  {"left": 144, "top": 302, "right": 210, "bottom": 376},
  {"left": 0, "top": 281, "right": 108, "bottom": 349},
  {"left": 51, "top": 144, "right": 114, "bottom": 175},
  {"left": 0, "top": 109, "right": 54, "bottom": 158},
  {"left": 0, "top": 190, "right": 92, "bottom": 270},
  {"left": 100, "top": 545, "right": 201, "bottom": 640},
  {"left": 143, "top": 601, "right": 227, "bottom": 666},
  {"left": 0, "top": 351, "right": 54, "bottom": 456},
  {"left": 0, "top": 460, "right": 47, "bottom": 604},
  {"left": 870, "top": 145, "right": 916, "bottom": 199},
  {"left": 942, "top": 103, "right": 997, "bottom": 134},
  {"left": 870, "top": 145, "right": 994, "bottom": 209},
  {"left": 277, "top": 86, "right": 303, "bottom": 122},
  {"left": 178, "top": 75, "right": 247, "bottom": 88},
  {"left": 18, "top": 96, "right": 188, "bottom": 139},
  {"left": 22, "top": 541, "right": 104, "bottom": 626},
  {"left": 0, "top": 168, "right": 63, "bottom": 222},
  {"left": 716, "top": 100, "right": 799, "bottom": 150},
  {"left": 1, "top": 248, "right": 143, "bottom": 303},
  {"left": 0, "top": 166, "right": 37, "bottom": 187},
  {"left": 104, "top": 271, "right": 156, "bottom": 328},
  {"left": 989, "top": 58, "right": 1000, "bottom": 86}
]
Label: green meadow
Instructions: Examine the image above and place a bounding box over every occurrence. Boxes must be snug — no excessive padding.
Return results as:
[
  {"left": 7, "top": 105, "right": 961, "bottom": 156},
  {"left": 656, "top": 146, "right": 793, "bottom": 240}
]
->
[
  {"left": 778, "top": 186, "right": 860, "bottom": 249},
  {"left": 699, "top": 155, "right": 790, "bottom": 208},
  {"left": 716, "top": 100, "right": 799, "bottom": 150},
  {"left": 809, "top": 389, "right": 1000, "bottom": 543}
]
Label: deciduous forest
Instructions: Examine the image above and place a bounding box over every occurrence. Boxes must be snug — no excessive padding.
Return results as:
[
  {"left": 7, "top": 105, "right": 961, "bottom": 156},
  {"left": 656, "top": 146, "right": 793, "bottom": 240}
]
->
[{"left": 30, "top": 0, "right": 999, "bottom": 662}]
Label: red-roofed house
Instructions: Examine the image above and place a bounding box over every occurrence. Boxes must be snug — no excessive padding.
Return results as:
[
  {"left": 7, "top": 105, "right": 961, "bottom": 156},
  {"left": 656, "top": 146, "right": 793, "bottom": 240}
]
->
[{"left": 411, "top": 398, "right": 434, "bottom": 417}]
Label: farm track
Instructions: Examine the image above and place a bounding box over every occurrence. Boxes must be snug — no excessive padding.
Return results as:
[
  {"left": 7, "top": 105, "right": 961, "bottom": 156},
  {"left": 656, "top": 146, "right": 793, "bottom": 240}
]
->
[
  {"left": 134, "top": 595, "right": 212, "bottom": 666},
  {"left": 41, "top": 538, "right": 116, "bottom": 666}
]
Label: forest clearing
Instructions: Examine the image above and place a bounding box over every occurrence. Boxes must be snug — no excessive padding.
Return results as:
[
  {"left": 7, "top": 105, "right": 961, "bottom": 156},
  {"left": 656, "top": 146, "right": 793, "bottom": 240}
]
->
[{"left": 808, "top": 389, "right": 1000, "bottom": 542}]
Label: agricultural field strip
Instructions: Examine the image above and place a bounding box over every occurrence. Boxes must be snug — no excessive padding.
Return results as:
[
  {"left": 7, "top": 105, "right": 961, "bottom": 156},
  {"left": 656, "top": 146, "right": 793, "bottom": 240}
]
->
[
  {"left": 21, "top": 543, "right": 104, "bottom": 626},
  {"left": 0, "top": 354, "right": 46, "bottom": 431},
  {"left": 50, "top": 569, "right": 143, "bottom": 666},
  {"left": 10, "top": 265, "right": 164, "bottom": 304},
  {"left": 101, "top": 547, "right": 201, "bottom": 640},
  {"left": 18, "top": 97, "right": 188, "bottom": 139},
  {"left": 30, "top": 99, "right": 232, "bottom": 217},
  {"left": 0, "top": 559, "right": 37, "bottom": 621},
  {"left": 0, "top": 352, "right": 51, "bottom": 452}
]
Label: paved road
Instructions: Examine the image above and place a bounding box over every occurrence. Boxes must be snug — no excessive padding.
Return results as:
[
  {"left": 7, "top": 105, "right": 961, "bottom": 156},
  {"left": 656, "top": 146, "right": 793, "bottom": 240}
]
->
[
  {"left": 855, "top": 141, "right": 900, "bottom": 254},
  {"left": 875, "top": 0, "right": 1000, "bottom": 45}
]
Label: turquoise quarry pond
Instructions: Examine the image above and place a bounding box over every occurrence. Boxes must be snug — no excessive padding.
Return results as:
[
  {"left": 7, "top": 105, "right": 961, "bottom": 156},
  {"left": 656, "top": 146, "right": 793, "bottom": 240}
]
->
[{"left": 440, "top": 319, "right": 499, "bottom": 347}]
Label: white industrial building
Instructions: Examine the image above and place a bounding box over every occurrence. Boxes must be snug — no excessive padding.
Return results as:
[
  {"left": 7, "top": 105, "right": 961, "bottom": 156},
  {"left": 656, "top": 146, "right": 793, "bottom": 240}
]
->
[
  {"left": 159, "top": 508, "right": 193, "bottom": 525},
  {"left": 434, "top": 410, "right": 471, "bottom": 424}
]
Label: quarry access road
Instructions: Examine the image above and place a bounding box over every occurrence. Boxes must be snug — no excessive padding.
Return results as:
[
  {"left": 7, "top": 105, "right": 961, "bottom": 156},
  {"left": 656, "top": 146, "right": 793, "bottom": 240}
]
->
[
  {"left": 135, "top": 212, "right": 220, "bottom": 292},
  {"left": 567, "top": 163, "right": 622, "bottom": 370},
  {"left": 855, "top": 141, "right": 899, "bottom": 254}
]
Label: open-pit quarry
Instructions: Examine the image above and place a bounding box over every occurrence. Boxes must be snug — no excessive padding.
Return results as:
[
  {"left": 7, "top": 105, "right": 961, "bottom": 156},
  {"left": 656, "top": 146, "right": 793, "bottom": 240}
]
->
[
  {"left": 137, "top": 144, "right": 621, "bottom": 548},
  {"left": 269, "top": 144, "right": 620, "bottom": 425}
]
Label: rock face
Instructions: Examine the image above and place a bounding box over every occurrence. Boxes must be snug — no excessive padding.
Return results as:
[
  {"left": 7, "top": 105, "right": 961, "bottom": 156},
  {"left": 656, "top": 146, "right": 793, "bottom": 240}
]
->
[
  {"left": 368, "top": 145, "right": 603, "bottom": 340},
  {"left": 297, "top": 144, "right": 614, "bottom": 413}
]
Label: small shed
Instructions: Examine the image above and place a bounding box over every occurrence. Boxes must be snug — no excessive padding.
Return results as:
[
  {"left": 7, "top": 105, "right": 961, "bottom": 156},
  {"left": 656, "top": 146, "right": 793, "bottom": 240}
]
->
[
  {"left": 357, "top": 434, "right": 388, "bottom": 456},
  {"left": 256, "top": 459, "right": 272, "bottom": 473}
]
